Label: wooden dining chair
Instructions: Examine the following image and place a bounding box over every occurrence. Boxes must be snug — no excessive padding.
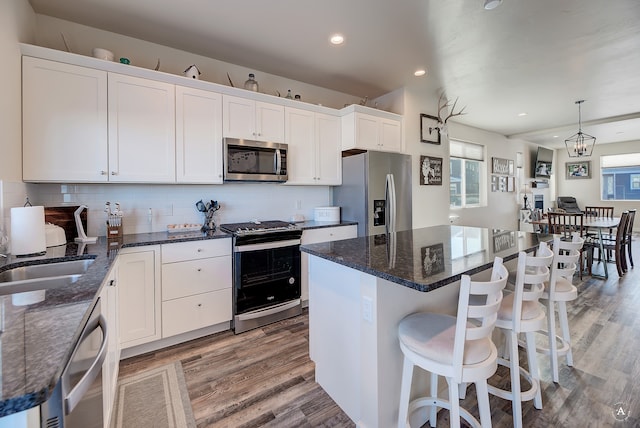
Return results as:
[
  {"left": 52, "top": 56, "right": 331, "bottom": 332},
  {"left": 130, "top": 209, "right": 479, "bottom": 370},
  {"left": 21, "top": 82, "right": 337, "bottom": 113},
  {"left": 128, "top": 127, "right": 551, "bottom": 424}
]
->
[
  {"left": 587, "top": 211, "right": 630, "bottom": 277},
  {"left": 626, "top": 209, "right": 636, "bottom": 269},
  {"left": 584, "top": 206, "right": 614, "bottom": 218}
]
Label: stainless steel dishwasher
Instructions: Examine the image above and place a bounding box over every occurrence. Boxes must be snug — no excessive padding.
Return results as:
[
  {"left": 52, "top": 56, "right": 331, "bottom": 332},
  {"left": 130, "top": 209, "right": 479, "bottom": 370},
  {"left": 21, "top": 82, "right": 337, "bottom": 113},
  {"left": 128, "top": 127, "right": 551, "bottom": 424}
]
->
[{"left": 39, "top": 297, "right": 107, "bottom": 428}]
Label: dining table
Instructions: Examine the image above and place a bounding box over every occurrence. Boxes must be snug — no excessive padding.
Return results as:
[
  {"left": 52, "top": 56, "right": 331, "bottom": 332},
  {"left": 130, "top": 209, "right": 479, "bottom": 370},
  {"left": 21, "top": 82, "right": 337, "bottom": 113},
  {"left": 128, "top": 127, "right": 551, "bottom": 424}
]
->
[{"left": 584, "top": 216, "right": 621, "bottom": 279}]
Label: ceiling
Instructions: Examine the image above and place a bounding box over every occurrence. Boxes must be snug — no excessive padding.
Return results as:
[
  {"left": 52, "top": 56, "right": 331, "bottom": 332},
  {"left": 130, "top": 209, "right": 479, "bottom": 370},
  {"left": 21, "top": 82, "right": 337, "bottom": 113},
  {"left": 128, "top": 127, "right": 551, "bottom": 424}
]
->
[{"left": 27, "top": 0, "right": 640, "bottom": 149}]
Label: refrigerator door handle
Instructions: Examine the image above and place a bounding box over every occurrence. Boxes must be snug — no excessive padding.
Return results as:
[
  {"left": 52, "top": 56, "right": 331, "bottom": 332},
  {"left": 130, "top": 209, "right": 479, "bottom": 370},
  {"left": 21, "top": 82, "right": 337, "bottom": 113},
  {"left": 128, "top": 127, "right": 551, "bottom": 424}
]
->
[{"left": 385, "top": 174, "right": 397, "bottom": 233}]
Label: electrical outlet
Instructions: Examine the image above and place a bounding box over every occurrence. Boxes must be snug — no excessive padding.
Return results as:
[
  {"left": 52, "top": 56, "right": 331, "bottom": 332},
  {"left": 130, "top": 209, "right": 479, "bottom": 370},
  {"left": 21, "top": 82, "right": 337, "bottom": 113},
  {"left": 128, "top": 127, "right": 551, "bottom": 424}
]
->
[
  {"left": 362, "top": 296, "right": 373, "bottom": 323},
  {"left": 296, "top": 200, "right": 302, "bottom": 210}
]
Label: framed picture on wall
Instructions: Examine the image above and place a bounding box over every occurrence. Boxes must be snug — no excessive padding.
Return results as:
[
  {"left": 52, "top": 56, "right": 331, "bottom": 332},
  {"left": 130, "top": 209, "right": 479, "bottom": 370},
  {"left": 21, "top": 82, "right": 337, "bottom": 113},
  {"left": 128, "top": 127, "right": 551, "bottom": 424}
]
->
[
  {"left": 566, "top": 161, "right": 591, "bottom": 179},
  {"left": 420, "top": 114, "right": 441, "bottom": 145},
  {"left": 420, "top": 155, "right": 443, "bottom": 185}
]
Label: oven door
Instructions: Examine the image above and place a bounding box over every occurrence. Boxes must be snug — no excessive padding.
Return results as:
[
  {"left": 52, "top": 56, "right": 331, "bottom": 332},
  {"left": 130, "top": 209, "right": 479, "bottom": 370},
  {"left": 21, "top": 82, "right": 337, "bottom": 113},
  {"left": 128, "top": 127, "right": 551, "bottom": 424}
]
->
[{"left": 234, "top": 239, "right": 301, "bottom": 315}]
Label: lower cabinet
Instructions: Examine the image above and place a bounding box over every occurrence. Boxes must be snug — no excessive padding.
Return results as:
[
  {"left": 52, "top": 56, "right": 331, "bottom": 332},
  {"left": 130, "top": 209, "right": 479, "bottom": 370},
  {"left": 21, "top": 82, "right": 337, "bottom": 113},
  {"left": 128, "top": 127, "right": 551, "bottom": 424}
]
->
[
  {"left": 160, "top": 239, "right": 232, "bottom": 338},
  {"left": 101, "top": 265, "right": 120, "bottom": 428},
  {"left": 117, "top": 246, "right": 161, "bottom": 348},
  {"left": 301, "top": 225, "right": 357, "bottom": 303}
]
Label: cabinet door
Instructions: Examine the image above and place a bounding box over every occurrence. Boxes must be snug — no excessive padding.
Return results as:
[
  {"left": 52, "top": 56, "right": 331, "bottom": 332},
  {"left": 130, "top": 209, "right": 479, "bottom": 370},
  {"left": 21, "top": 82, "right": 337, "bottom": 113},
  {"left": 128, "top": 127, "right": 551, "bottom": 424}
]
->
[
  {"left": 22, "top": 57, "right": 108, "bottom": 182},
  {"left": 355, "top": 113, "right": 380, "bottom": 150},
  {"left": 285, "top": 107, "right": 316, "bottom": 184},
  {"left": 256, "top": 101, "right": 285, "bottom": 141},
  {"left": 222, "top": 94, "right": 255, "bottom": 139},
  {"left": 176, "top": 86, "right": 223, "bottom": 183},
  {"left": 379, "top": 117, "right": 402, "bottom": 152},
  {"left": 315, "top": 113, "right": 342, "bottom": 185},
  {"left": 108, "top": 74, "right": 176, "bottom": 182},
  {"left": 118, "top": 250, "right": 160, "bottom": 347},
  {"left": 101, "top": 267, "right": 119, "bottom": 428}
]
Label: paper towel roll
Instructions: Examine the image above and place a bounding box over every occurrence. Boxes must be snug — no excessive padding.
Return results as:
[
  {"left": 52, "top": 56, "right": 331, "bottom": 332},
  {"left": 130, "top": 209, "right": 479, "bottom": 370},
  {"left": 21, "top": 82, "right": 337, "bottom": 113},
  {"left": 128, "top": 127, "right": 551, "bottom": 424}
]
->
[{"left": 11, "top": 206, "right": 46, "bottom": 256}]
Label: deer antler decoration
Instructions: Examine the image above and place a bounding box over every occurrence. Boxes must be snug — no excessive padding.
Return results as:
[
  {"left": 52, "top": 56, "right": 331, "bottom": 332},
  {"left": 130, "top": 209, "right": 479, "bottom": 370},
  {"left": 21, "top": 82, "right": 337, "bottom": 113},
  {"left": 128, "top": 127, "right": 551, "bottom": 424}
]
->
[{"left": 437, "top": 93, "right": 467, "bottom": 124}]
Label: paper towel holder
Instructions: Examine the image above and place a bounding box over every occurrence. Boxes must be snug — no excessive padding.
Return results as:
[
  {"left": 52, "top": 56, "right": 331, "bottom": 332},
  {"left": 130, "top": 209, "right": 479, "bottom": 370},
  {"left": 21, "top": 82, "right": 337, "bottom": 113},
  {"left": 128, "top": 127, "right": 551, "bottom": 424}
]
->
[{"left": 74, "top": 205, "right": 97, "bottom": 243}]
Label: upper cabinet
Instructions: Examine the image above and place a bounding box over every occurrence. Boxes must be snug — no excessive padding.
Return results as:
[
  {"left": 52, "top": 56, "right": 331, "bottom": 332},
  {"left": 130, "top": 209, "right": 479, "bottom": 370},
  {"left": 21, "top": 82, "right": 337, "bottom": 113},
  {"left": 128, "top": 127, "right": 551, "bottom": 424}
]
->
[
  {"left": 176, "top": 86, "right": 223, "bottom": 183},
  {"left": 23, "top": 57, "right": 109, "bottom": 182},
  {"left": 108, "top": 74, "right": 176, "bottom": 182},
  {"left": 285, "top": 107, "right": 341, "bottom": 185},
  {"left": 341, "top": 107, "right": 403, "bottom": 153},
  {"left": 222, "top": 94, "right": 285, "bottom": 142}
]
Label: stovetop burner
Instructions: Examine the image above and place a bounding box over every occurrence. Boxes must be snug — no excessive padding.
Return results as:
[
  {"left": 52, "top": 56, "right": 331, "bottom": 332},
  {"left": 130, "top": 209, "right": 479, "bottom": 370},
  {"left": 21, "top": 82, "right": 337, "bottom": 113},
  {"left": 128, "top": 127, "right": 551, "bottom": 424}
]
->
[{"left": 220, "top": 220, "right": 298, "bottom": 236}]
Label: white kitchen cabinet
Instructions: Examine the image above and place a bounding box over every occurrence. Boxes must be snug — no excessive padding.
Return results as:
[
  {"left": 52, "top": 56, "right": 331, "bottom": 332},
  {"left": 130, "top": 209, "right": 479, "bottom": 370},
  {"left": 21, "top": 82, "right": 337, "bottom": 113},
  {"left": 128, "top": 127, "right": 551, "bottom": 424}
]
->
[
  {"left": 22, "top": 57, "right": 108, "bottom": 182},
  {"left": 301, "top": 225, "right": 357, "bottom": 303},
  {"left": 108, "top": 74, "right": 176, "bottom": 182},
  {"left": 285, "top": 107, "right": 342, "bottom": 185},
  {"left": 160, "top": 239, "right": 232, "bottom": 338},
  {"left": 341, "top": 108, "right": 402, "bottom": 153},
  {"left": 100, "top": 265, "right": 120, "bottom": 428},
  {"left": 176, "top": 86, "right": 223, "bottom": 183},
  {"left": 223, "top": 94, "right": 285, "bottom": 142},
  {"left": 118, "top": 247, "right": 161, "bottom": 348}
]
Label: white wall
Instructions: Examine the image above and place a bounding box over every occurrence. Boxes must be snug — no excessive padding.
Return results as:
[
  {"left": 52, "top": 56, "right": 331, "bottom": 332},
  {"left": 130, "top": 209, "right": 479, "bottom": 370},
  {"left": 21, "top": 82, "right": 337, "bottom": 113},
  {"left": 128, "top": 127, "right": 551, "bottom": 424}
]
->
[
  {"left": 0, "top": 0, "right": 36, "bottom": 252},
  {"left": 556, "top": 139, "right": 640, "bottom": 231}
]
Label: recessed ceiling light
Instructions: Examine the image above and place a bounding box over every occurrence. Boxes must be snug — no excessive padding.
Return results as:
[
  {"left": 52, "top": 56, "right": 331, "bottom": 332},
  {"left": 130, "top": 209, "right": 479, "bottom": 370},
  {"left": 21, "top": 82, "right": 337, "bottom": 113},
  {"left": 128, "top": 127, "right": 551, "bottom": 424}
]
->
[
  {"left": 553, "top": 135, "right": 559, "bottom": 138},
  {"left": 414, "top": 69, "right": 426, "bottom": 77},
  {"left": 518, "top": 112, "right": 528, "bottom": 117},
  {"left": 484, "top": 0, "right": 503, "bottom": 10},
  {"left": 330, "top": 34, "right": 344, "bottom": 45}
]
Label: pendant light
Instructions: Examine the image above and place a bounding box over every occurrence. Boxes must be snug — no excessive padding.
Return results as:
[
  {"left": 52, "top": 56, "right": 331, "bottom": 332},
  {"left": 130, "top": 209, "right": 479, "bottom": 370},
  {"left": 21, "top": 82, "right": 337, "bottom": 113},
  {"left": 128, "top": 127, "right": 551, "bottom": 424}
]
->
[{"left": 564, "top": 100, "right": 596, "bottom": 158}]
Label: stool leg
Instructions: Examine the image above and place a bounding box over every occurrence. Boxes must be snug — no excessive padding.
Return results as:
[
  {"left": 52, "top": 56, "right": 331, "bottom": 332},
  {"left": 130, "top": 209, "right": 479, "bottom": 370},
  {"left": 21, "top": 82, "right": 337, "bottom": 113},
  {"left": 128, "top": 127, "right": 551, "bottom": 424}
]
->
[
  {"left": 547, "top": 299, "right": 559, "bottom": 383},
  {"left": 557, "top": 301, "right": 573, "bottom": 366},
  {"left": 525, "top": 331, "right": 543, "bottom": 409},
  {"left": 447, "top": 377, "right": 461, "bottom": 428},
  {"left": 506, "top": 331, "right": 523, "bottom": 428},
  {"left": 429, "top": 372, "right": 438, "bottom": 427},
  {"left": 398, "top": 357, "right": 413, "bottom": 428},
  {"left": 476, "top": 379, "right": 493, "bottom": 428},
  {"left": 458, "top": 382, "right": 468, "bottom": 399}
]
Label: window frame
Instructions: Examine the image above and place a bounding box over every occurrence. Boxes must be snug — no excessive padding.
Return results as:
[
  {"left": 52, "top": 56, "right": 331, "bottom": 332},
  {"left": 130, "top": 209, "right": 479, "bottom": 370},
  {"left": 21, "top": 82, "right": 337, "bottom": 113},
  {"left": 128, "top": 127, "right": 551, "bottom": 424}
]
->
[{"left": 449, "top": 139, "right": 486, "bottom": 209}]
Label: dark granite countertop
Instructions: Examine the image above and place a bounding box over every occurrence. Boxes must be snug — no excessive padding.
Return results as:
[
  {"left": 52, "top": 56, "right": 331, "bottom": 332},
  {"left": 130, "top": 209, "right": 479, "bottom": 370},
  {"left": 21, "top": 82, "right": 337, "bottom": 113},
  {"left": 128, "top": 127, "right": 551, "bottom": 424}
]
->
[
  {"left": 300, "top": 225, "right": 552, "bottom": 293},
  {"left": 0, "top": 229, "right": 230, "bottom": 418}
]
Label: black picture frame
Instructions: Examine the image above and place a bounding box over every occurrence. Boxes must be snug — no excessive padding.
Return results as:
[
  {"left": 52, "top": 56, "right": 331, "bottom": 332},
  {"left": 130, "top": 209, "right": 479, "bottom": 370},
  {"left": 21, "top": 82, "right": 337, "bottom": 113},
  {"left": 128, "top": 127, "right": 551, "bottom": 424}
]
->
[
  {"left": 421, "top": 243, "right": 445, "bottom": 277},
  {"left": 420, "top": 114, "right": 440, "bottom": 145},
  {"left": 420, "top": 155, "right": 443, "bottom": 185}
]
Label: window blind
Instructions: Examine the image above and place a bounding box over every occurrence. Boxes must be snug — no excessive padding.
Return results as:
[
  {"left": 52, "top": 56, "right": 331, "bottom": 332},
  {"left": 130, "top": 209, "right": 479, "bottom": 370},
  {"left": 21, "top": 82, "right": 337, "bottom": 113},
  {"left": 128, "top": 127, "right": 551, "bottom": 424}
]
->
[
  {"left": 601, "top": 153, "right": 640, "bottom": 168},
  {"left": 449, "top": 140, "right": 484, "bottom": 161}
]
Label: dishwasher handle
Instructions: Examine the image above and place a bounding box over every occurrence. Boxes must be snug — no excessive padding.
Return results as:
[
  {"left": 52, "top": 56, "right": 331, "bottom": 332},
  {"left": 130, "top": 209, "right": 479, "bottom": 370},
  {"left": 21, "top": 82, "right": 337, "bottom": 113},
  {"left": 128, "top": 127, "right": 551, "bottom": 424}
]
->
[{"left": 63, "top": 314, "right": 108, "bottom": 415}]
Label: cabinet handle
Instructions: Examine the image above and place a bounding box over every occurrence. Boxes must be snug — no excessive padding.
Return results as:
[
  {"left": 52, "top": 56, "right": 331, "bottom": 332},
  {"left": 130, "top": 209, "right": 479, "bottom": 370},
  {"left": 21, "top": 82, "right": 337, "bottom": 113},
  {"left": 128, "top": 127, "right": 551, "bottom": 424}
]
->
[
  {"left": 100, "top": 171, "right": 107, "bottom": 175},
  {"left": 197, "top": 268, "right": 202, "bottom": 272},
  {"left": 109, "top": 279, "right": 116, "bottom": 287},
  {"left": 111, "top": 171, "right": 118, "bottom": 175},
  {"left": 197, "top": 248, "right": 203, "bottom": 252},
  {"left": 197, "top": 303, "right": 202, "bottom": 307}
]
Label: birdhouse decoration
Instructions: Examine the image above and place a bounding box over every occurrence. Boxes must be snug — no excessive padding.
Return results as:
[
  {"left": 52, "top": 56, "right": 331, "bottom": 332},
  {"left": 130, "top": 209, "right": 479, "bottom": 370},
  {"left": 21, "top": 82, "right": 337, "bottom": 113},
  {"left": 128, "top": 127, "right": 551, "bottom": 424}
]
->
[{"left": 183, "top": 64, "right": 201, "bottom": 80}]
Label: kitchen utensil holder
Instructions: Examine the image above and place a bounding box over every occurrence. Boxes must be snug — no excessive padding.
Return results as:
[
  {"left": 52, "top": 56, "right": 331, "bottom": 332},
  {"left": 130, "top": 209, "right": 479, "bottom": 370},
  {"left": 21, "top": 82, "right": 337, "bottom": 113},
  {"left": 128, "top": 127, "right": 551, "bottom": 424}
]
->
[{"left": 107, "top": 215, "right": 123, "bottom": 238}]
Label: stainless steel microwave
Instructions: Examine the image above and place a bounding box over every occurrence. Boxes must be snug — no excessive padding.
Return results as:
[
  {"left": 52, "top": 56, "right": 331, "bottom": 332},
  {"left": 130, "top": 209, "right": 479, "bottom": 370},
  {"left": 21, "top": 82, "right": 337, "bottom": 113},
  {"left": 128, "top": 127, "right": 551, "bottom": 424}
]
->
[{"left": 223, "top": 138, "right": 288, "bottom": 182}]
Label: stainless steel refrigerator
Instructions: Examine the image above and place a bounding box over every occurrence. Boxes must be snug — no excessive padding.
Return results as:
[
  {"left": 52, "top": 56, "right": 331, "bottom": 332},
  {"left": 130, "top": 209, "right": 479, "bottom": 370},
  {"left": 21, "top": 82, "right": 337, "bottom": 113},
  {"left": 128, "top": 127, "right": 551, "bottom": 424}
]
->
[{"left": 333, "top": 151, "right": 412, "bottom": 237}]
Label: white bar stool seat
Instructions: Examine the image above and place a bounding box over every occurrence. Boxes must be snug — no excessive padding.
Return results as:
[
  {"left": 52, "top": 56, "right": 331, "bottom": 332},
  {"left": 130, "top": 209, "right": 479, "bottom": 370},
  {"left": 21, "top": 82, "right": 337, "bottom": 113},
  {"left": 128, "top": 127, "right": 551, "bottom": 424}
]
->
[
  {"left": 487, "top": 242, "right": 553, "bottom": 428},
  {"left": 537, "top": 233, "right": 584, "bottom": 383},
  {"left": 397, "top": 257, "right": 509, "bottom": 428}
]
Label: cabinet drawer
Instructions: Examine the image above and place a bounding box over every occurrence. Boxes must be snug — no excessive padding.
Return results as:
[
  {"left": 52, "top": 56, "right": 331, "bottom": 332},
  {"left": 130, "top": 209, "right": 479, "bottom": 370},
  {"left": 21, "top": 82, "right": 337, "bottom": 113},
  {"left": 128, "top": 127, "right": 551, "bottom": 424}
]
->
[
  {"left": 162, "top": 288, "right": 232, "bottom": 338},
  {"left": 302, "top": 225, "right": 357, "bottom": 245},
  {"left": 161, "top": 239, "right": 231, "bottom": 263},
  {"left": 162, "top": 256, "right": 231, "bottom": 300}
]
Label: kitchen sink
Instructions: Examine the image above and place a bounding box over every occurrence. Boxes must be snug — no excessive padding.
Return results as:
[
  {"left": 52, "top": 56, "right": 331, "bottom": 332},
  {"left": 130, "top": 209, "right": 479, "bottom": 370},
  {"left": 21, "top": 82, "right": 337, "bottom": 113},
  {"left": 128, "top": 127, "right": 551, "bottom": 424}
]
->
[{"left": 0, "top": 259, "right": 95, "bottom": 295}]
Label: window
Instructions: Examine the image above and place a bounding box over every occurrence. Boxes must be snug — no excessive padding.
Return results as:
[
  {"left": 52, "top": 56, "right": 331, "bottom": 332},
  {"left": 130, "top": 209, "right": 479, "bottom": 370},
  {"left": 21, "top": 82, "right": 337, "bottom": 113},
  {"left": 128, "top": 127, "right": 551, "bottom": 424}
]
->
[
  {"left": 600, "top": 153, "right": 640, "bottom": 200},
  {"left": 450, "top": 140, "right": 485, "bottom": 207}
]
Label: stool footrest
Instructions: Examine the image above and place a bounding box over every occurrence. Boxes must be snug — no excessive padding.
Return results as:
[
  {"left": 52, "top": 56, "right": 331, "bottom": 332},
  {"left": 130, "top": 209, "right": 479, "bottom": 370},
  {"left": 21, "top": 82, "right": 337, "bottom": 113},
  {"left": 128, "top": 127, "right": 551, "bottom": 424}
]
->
[
  {"left": 527, "top": 331, "right": 571, "bottom": 358},
  {"left": 487, "top": 358, "right": 539, "bottom": 403},
  {"left": 408, "top": 396, "right": 481, "bottom": 428}
]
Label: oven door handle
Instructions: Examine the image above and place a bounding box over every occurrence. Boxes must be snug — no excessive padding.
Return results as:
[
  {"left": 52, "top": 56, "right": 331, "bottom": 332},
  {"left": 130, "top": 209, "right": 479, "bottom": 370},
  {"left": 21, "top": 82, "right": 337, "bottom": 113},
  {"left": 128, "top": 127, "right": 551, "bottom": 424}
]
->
[
  {"left": 235, "top": 239, "right": 301, "bottom": 252},
  {"left": 236, "top": 299, "right": 302, "bottom": 321},
  {"left": 63, "top": 314, "right": 108, "bottom": 415}
]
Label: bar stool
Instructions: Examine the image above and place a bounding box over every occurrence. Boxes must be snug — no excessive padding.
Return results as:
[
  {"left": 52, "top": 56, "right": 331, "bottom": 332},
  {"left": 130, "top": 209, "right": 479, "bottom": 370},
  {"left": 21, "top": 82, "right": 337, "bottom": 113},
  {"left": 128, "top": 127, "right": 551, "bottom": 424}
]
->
[
  {"left": 538, "top": 233, "right": 584, "bottom": 383},
  {"left": 488, "top": 243, "right": 553, "bottom": 428},
  {"left": 397, "top": 257, "right": 508, "bottom": 428}
]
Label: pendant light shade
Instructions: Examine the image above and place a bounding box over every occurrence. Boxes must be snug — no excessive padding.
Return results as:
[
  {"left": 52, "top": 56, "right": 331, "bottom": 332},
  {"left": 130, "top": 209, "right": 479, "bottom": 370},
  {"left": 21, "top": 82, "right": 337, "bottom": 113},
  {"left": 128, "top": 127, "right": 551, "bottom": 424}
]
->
[{"left": 565, "top": 100, "right": 596, "bottom": 158}]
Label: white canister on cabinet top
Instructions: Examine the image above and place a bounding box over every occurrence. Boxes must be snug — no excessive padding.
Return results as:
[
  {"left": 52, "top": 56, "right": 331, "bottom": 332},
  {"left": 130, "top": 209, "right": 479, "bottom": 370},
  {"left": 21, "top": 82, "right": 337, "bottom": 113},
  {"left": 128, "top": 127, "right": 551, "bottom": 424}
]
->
[{"left": 314, "top": 206, "right": 340, "bottom": 222}]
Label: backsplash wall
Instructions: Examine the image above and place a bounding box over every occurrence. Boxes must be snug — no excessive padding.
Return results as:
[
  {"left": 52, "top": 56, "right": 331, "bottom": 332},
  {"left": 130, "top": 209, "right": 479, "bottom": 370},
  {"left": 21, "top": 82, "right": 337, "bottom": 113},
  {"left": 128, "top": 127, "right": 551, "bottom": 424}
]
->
[{"left": 23, "top": 183, "right": 332, "bottom": 237}]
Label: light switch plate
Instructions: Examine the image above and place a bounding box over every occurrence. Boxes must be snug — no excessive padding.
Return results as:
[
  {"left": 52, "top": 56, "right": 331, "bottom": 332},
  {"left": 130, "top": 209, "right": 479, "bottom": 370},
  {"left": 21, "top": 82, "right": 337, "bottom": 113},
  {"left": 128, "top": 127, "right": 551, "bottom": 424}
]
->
[{"left": 362, "top": 296, "right": 373, "bottom": 323}]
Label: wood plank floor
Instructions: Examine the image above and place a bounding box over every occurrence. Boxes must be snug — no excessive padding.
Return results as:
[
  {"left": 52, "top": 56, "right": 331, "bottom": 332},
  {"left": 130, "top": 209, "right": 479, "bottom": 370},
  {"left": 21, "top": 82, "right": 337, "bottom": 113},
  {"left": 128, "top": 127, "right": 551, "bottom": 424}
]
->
[{"left": 119, "top": 237, "right": 640, "bottom": 427}]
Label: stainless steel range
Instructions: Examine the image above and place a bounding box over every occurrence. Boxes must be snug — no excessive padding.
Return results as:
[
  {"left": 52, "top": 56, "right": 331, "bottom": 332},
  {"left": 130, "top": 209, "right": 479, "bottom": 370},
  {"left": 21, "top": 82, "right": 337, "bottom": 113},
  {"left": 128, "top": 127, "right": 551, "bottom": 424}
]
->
[{"left": 220, "top": 220, "right": 303, "bottom": 334}]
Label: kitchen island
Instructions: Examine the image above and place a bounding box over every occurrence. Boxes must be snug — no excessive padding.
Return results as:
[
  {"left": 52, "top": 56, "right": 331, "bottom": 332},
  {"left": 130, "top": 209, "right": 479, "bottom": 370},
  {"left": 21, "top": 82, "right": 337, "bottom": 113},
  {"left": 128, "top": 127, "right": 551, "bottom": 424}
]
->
[{"left": 300, "top": 225, "right": 549, "bottom": 428}]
